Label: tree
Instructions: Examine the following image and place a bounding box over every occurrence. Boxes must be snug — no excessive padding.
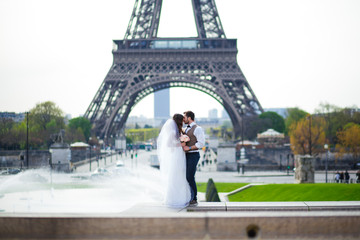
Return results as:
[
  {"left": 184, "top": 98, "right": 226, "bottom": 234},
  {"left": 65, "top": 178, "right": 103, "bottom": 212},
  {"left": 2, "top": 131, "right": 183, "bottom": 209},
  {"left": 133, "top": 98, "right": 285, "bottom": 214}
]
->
[
  {"left": 144, "top": 124, "right": 153, "bottom": 129},
  {"left": 285, "top": 108, "right": 308, "bottom": 135},
  {"left": 28, "top": 101, "right": 65, "bottom": 148},
  {"left": 243, "top": 115, "right": 266, "bottom": 140},
  {"left": 336, "top": 123, "right": 360, "bottom": 167},
  {"left": 289, "top": 115, "right": 326, "bottom": 156},
  {"left": 315, "top": 103, "right": 360, "bottom": 145},
  {"left": 30, "top": 101, "right": 64, "bottom": 131},
  {"left": 65, "top": 126, "right": 86, "bottom": 143},
  {"left": 67, "top": 117, "right": 92, "bottom": 141},
  {"left": 0, "top": 118, "right": 24, "bottom": 150},
  {"left": 259, "top": 111, "right": 285, "bottom": 133}
]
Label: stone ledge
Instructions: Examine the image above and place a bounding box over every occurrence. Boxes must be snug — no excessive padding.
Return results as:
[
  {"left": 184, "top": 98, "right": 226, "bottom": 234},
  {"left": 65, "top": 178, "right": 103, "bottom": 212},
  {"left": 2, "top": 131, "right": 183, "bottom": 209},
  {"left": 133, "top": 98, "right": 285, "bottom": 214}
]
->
[
  {"left": 1, "top": 211, "right": 360, "bottom": 239},
  {"left": 187, "top": 201, "right": 360, "bottom": 212}
]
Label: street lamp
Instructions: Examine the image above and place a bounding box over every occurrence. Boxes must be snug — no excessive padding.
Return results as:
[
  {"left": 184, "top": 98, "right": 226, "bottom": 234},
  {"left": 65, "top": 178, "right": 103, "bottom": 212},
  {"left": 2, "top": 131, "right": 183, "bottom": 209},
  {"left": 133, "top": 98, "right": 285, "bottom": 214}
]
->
[
  {"left": 324, "top": 144, "right": 329, "bottom": 183},
  {"left": 26, "top": 111, "right": 30, "bottom": 168},
  {"left": 307, "top": 115, "right": 312, "bottom": 156},
  {"left": 89, "top": 137, "right": 92, "bottom": 172},
  {"left": 110, "top": 135, "right": 113, "bottom": 163}
]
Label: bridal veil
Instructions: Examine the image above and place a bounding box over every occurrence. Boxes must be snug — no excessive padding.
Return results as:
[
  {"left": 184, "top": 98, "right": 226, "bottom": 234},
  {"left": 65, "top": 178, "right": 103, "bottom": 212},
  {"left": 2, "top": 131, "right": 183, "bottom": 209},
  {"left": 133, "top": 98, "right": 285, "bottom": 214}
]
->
[{"left": 157, "top": 119, "right": 191, "bottom": 207}]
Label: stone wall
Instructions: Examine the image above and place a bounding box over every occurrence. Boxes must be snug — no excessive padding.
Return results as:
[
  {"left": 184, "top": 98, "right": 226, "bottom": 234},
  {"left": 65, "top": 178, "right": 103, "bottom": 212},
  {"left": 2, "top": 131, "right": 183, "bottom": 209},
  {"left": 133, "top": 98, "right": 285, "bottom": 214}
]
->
[
  {"left": 1, "top": 212, "right": 360, "bottom": 239},
  {"left": 217, "top": 143, "right": 236, "bottom": 171},
  {"left": 0, "top": 150, "right": 50, "bottom": 169},
  {"left": 71, "top": 148, "right": 90, "bottom": 163}
]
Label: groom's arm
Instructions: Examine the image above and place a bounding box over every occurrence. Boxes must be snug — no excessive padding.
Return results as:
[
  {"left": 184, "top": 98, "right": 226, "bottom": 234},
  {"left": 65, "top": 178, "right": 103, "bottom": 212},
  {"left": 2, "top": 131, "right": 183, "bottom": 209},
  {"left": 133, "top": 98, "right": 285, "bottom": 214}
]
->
[
  {"left": 183, "top": 127, "right": 205, "bottom": 151},
  {"left": 194, "top": 127, "right": 205, "bottom": 150}
]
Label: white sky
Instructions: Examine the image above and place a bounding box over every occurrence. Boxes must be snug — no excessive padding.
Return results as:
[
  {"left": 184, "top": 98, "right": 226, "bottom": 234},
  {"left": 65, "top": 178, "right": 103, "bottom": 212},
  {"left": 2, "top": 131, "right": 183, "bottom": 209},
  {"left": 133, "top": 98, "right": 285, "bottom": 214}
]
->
[{"left": 1, "top": 0, "right": 360, "bottom": 119}]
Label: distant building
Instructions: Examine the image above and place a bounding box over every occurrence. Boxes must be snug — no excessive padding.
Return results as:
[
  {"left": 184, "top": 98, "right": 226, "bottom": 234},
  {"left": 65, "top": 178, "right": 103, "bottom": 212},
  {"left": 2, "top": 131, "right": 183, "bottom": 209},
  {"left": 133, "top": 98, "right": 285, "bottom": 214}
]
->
[
  {"left": 257, "top": 129, "right": 286, "bottom": 148},
  {"left": 208, "top": 108, "right": 218, "bottom": 119},
  {"left": 0, "top": 112, "right": 25, "bottom": 122},
  {"left": 197, "top": 118, "right": 220, "bottom": 128},
  {"left": 154, "top": 89, "right": 170, "bottom": 120}
]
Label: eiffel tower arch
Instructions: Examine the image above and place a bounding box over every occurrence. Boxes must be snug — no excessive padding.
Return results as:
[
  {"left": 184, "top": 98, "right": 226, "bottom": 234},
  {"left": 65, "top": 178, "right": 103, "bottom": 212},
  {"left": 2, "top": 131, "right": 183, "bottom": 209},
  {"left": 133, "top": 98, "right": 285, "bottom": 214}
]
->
[{"left": 84, "top": 0, "right": 263, "bottom": 141}]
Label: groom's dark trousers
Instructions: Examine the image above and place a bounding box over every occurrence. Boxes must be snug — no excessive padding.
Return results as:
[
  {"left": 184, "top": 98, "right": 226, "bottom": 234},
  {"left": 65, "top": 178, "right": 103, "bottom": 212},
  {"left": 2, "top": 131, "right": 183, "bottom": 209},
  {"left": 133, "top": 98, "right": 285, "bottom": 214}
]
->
[{"left": 186, "top": 152, "right": 200, "bottom": 201}]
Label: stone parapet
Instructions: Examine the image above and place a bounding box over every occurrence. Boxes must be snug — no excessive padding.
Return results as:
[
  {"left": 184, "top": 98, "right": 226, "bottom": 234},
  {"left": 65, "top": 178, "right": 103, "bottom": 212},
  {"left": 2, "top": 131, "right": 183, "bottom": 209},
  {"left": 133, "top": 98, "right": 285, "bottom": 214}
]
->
[{"left": 1, "top": 211, "right": 360, "bottom": 239}]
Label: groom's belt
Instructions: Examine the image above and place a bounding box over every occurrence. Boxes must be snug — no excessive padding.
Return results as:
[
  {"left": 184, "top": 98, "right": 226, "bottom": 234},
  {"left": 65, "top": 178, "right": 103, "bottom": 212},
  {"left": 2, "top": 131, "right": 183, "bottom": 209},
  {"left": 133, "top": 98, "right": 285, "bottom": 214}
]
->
[{"left": 186, "top": 151, "right": 199, "bottom": 154}]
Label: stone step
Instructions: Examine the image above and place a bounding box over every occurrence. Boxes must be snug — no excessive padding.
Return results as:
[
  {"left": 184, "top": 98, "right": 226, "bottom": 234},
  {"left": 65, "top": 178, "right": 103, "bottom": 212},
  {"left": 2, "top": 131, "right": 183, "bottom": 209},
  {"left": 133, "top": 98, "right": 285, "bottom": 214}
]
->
[{"left": 187, "top": 201, "right": 360, "bottom": 212}]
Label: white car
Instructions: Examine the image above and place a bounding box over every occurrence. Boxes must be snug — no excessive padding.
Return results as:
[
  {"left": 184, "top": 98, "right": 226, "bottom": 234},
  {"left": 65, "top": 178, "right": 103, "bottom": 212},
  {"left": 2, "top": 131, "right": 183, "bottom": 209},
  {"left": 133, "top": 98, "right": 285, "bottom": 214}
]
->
[
  {"left": 116, "top": 160, "right": 124, "bottom": 167},
  {"left": 90, "top": 168, "right": 111, "bottom": 179}
]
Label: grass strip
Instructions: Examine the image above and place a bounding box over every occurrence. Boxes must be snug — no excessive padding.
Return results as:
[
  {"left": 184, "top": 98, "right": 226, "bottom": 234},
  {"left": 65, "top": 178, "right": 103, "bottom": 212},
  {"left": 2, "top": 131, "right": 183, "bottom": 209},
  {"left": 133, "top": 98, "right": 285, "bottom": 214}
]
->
[
  {"left": 197, "top": 182, "right": 248, "bottom": 193},
  {"left": 228, "top": 183, "right": 360, "bottom": 201}
]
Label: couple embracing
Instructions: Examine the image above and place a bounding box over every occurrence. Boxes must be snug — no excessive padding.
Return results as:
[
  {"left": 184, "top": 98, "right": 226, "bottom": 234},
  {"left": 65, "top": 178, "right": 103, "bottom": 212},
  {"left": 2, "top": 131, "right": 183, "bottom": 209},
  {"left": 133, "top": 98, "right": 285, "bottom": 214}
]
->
[{"left": 157, "top": 111, "right": 205, "bottom": 208}]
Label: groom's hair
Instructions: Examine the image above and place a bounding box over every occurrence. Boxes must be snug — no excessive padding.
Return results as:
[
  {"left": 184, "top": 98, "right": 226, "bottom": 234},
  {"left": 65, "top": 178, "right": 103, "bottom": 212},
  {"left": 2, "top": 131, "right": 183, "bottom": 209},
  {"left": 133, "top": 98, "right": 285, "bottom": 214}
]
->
[{"left": 184, "top": 111, "right": 195, "bottom": 121}]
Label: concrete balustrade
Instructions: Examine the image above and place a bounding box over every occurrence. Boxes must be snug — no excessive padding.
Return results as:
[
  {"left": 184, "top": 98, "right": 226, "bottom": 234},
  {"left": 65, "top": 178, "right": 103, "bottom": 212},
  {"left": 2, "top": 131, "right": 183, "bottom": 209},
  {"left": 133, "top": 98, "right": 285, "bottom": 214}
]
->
[{"left": 1, "top": 210, "right": 360, "bottom": 239}]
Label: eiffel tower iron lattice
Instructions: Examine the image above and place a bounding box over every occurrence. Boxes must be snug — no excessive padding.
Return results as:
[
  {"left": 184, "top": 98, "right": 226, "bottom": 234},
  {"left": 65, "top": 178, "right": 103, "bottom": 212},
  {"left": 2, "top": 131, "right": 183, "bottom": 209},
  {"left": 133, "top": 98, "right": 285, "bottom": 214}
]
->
[{"left": 84, "top": 0, "right": 263, "bottom": 141}]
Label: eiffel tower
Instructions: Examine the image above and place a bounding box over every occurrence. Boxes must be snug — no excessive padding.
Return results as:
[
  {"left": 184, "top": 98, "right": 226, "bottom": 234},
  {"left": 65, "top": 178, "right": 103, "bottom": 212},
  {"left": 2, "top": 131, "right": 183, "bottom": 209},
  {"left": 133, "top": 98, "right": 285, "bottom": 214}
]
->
[{"left": 84, "top": 0, "right": 263, "bottom": 141}]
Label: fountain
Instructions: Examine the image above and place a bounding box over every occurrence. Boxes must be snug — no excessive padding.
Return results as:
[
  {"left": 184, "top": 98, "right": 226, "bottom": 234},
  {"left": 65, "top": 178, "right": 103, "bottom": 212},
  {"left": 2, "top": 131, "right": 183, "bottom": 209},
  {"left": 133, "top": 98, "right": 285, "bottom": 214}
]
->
[{"left": 0, "top": 154, "right": 164, "bottom": 213}]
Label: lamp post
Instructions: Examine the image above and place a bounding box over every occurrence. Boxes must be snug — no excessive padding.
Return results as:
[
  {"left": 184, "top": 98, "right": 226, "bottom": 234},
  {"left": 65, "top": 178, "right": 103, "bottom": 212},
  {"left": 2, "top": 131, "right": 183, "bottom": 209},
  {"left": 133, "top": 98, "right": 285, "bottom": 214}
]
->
[
  {"left": 324, "top": 144, "right": 329, "bottom": 183},
  {"left": 97, "top": 136, "right": 100, "bottom": 167},
  {"left": 89, "top": 137, "right": 92, "bottom": 172},
  {"left": 307, "top": 115, "right": 312, "bottom": 156},
  {"left": 110, "top": 135, "right": 113, "bottom": 163},
  {"left": 26, "top": 111, "right": 29, "bottom": 168},
  {"left": 287, "top": 154, "right": 290, "bottom": 176}
]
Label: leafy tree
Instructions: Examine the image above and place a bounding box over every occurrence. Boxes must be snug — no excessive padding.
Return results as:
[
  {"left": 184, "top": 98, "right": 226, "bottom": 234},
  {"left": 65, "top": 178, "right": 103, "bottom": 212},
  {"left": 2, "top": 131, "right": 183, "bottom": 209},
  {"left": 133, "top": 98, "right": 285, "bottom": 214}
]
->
[
  {"left": 67, "top": 117, "right": 92, "bottom": 141},
  {"left": 0, "top": 118, "right": 15, "bottom": 149},
  {"left": 259, "top": 111, "right": 285, "bottom": 133},
  {"left": 0, "top": 118, "right": 25, "bottom": 150},
  {"left": 315, "top": 103, "right": 360, "bottom": 145},
  {"left": 126, "top": 136, "right": 133, "bottom": 144},
  {"left": 285, "top": 108, "right": 308, "bottom": 135},
  {"left": 336, "top": 123, "right": 360, "bottom": 167},
  {"left": 30, "top": 101, "right": 64, "bottom": 131},
  {"left": 243, "top": 115, "right": 266, "bottom": 140},
  {"left": 289, "top": 115, "right": 326, "bottom": 156},
  {"left": 28, "top": 101, "right": 65, "bottom": 148},
  {"left": 315, "top": 102, "right": 340, "bottom": 145},
  {"left": 65, "top": 126, "right": 86, "bottom": 143}
]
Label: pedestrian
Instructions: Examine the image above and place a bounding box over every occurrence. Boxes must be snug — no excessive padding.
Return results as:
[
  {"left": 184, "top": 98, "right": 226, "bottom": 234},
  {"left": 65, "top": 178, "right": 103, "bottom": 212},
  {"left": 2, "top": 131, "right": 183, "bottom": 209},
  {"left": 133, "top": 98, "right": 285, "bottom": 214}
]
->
[
  {"left": 334, "top": 171, "right": 340, "bottom": 183},
  {"left": 339, "top": 171, "right": 344, "bottom": 183},
  {"left": 356, "top": 170, "right": 360, "bottom": 183},
  {"left": 345, "top": 170, "right": 350, "bottom": 184}
]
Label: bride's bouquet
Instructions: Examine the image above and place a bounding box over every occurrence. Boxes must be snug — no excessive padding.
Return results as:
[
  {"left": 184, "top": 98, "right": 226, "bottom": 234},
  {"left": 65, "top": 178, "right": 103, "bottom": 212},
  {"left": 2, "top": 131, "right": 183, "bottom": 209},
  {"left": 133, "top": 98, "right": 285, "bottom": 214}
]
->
[{"left": 180, "top": 134, "right": 190, "bottom": 143}]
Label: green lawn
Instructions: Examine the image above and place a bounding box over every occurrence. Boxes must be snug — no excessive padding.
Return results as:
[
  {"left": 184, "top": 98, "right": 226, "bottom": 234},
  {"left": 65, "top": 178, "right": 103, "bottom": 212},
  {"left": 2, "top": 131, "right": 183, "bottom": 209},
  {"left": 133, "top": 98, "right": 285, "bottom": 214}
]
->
[
  {"left": 228, "top": 184, "right": 360, "bottom": 202},
  {"left": 197, "top": 182, "right": 360, "bottom": 201},
  {"left": 197, "top": 182, "right": 248, "bottom": 193}
]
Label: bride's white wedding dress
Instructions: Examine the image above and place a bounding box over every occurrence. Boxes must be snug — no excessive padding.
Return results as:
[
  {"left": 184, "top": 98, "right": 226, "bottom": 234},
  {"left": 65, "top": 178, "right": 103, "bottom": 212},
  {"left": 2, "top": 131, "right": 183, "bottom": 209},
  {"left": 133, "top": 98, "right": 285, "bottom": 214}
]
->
[{"left": 157, "top": 119, "right": 191, "bottom": 208}]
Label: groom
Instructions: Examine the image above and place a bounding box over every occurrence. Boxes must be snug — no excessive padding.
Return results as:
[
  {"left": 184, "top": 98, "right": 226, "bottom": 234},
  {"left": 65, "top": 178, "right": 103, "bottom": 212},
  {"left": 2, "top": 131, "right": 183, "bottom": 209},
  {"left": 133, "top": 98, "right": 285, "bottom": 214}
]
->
[{"left": 182, "top": 111, "right": 205, "bottom": 206}]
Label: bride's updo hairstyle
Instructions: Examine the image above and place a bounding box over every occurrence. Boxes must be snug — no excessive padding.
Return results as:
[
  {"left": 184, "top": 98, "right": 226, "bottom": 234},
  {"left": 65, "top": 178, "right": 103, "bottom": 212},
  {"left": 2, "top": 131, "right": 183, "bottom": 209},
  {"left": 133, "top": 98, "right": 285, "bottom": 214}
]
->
[{"left": 173, "top": 114, "right": 184, "bottom": 136}]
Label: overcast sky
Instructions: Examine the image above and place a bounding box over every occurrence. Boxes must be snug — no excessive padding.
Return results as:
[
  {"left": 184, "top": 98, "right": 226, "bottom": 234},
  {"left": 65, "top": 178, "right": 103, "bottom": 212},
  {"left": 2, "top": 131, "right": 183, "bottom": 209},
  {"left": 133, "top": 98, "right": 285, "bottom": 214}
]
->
[{"left": 1, "top": 0, "right": 360, "bottom": 119}]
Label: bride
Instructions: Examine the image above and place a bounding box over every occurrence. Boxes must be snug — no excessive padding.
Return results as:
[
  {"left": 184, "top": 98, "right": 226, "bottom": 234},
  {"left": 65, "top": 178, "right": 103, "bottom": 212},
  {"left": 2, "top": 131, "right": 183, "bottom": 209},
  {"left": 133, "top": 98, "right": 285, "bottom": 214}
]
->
[{"left": 157, "top": 114, "right": 191, "bottom": 208}]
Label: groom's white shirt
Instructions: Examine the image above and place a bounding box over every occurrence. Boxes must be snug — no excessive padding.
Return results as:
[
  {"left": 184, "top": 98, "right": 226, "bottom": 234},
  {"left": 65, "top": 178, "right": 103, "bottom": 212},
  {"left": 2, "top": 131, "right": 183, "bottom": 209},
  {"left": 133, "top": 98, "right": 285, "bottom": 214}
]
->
[{"left": 185, "top": 122, "right": 205, "bottom": 152}]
